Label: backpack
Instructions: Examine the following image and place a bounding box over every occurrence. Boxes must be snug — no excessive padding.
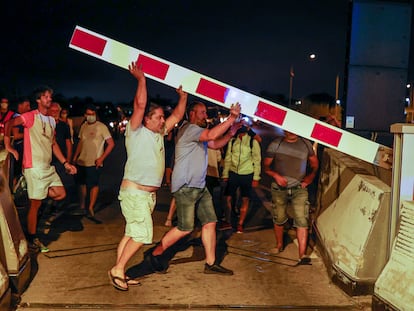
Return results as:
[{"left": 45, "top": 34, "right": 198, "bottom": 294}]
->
[{"left": 229, "top": 134, "right": 255, "bottom": 154}]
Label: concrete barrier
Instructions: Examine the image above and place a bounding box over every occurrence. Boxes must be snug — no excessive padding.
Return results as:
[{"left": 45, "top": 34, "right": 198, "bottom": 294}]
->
[
  {"left": 0, "top": 150, "right": 31, "bottom": 294},
  {"left": 0, "top": 229, "right": 11, "bottom": 311},
  {"left": 314, "top": 148, "right": 391, "bottom": 295},
  {"left": 372, "top": 200, "right": 414, "bottom": 310},
  {"left": 0, "top": 261, "right": 11, "bottom": 311}
]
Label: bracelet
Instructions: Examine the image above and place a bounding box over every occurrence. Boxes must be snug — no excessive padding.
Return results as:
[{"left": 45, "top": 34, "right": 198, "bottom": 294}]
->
[{"left": 63, "top": 161, "right": 68, "bottom": 166}]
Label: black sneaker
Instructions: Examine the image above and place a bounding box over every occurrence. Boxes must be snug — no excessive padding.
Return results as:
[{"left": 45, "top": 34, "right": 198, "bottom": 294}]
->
[
  {"left": 151, "top": 255, "right": 168, "bottom": 273},
  {"left": 204, "top": 263, "right": 233, "bottom": 275},
  {"left": 295, "top": 257, "right": 312, "bottom": 266}
]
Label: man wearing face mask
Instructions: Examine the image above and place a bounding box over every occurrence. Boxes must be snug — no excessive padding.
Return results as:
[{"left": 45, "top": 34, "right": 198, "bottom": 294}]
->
[{"left": 72, "top": 104, "right": 115, "bottom": 217}]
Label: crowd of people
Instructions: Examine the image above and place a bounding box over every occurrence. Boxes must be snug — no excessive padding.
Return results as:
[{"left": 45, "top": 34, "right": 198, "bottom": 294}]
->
[{"left": 1, "top": 60, "right": 325, "bottom": 291}]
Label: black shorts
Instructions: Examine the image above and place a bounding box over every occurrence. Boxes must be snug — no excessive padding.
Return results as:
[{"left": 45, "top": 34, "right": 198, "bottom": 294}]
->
[
  {"left": 76, "top": 165, "right": 102, "bottom": 187},
  {"left": 224, "top": 171, "right": 253, "bottom": 198}
]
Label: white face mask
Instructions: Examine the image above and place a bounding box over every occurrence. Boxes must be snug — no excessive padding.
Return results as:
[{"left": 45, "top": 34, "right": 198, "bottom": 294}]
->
[{"left": 86, "top": 115, "right": 96, "bottom": 123}]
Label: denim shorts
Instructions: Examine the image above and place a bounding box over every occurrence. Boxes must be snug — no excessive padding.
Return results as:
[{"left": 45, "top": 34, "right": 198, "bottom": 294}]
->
[
  {"left": 118, "top": 187, "right": 156, "bottom": 244},
  {"left": 174, "top": 186, "right": 217, "bottom": 231},
  {"left": 270, "top": 182, "right": 309, "bottom": 228}
]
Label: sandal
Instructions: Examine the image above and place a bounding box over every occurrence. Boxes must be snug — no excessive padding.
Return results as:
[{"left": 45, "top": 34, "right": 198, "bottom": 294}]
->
[
  {"left": 125, "top": 276, "right": 141, "bottom": 286},
  {"left": 108, "top": 271, "right": 128, "bottom": 291}
]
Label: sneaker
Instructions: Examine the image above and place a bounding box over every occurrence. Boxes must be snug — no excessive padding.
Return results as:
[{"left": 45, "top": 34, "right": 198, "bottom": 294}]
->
[
  {"left": 236, "top": 224, "right": 243, "bottom": 233},
  {"left": 204, "top": 263, "right": 233, "bottom": 275},
  {"left": 146, "top": 251, "right": 168, "bottom": 274},
  {"left": 70, "top": 208, "right": 86, "bottom": 216},
  {"left": 295, "top": 257, "right": 312, "bottom": 266},
  {"left": 32, "top": 238, "right": 50, "bottom": 253}
]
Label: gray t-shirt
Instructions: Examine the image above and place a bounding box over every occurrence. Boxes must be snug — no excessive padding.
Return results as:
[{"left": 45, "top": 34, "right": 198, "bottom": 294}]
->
[
  {"left": 265, "top": 137, "right": 314, "bottom": 187},
  {"left": 171, "top": 121, "right": 207, "bottom": 193}
]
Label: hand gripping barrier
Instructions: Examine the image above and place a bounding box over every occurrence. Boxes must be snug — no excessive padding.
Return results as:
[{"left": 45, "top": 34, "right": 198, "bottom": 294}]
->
[{"left": 69, "top": 25, "right": 392, "bottom": 169}]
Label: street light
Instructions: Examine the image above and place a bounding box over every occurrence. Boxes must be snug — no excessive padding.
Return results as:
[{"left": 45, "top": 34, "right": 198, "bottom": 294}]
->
[
  {"left": 288, "top": 65, "right": 294, "bottom": 108},
  {"left": 289, "top": 53, "right": 315, "bottom": 108},
  {"left": 289, "top": 53, "right": 340, "bottom": 114}
]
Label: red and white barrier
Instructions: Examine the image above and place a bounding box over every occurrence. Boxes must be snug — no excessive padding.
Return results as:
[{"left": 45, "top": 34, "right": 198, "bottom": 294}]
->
[{"left": 69, "top": 25, "right": 392, "bottom": 169}]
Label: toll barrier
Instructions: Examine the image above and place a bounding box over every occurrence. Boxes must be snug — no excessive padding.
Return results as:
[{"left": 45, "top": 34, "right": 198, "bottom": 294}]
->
[{"left": 68, "top": 25, "right": 392, "bottom": 169}]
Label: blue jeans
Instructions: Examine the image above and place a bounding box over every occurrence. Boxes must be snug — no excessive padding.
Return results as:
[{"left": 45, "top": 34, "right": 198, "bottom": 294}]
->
[
  {"left": 174, "top": 186, "right": 217, "bottom": 231},
  {"left": 270, "top": 182, "right": 309, "bottom": 228}
]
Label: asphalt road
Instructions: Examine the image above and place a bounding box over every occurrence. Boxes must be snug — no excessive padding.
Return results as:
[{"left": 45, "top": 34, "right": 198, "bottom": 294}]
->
[{"left": 13, "top": 131, "right": 372, "bottom": 310}]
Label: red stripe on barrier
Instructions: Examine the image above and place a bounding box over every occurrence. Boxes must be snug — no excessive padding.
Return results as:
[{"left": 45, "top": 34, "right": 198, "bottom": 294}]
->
[
  {"left": 136, "top": 54, "right": 170, "bottom": 80},
  {"left": 70, "top": 29, "right": 107, "bottom": 56},
  {"left": 311, "top": 123, "right": 342, "bottom": 147},
  {"left": 254, "top": 101, "right": 287, "bottom": 125},
  {"left": 196, "top": 78, "right": 229, "bottom": 103}
]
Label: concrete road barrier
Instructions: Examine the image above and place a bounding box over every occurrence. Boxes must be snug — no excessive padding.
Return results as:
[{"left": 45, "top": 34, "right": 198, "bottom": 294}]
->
[{"left": 314, "top": 148, "right": 391, "bottom": 296}]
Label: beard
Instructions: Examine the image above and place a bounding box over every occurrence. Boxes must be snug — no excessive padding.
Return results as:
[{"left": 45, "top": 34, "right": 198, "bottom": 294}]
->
[{"left": 198, "top": 119, "right": 208, "bottom": 128}]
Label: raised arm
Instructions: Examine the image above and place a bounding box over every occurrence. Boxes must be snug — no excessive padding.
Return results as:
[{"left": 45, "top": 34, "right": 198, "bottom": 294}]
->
[
  {"left": 200, "top": 103, "right": 241, "bottom": 143},
  {"left": 128, "top": 62, "right": 147, "bottom": 130},
  {"left": 207, "top": 121, "right": 241, "bottom": 150},
  {"left": 165, "top": 85, "right": 187, "bottom": 132}
]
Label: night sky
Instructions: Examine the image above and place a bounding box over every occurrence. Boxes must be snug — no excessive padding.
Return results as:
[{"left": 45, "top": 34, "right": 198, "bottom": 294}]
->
[{"left": 1, "top": 1, "right": 411, "bottom": 106}]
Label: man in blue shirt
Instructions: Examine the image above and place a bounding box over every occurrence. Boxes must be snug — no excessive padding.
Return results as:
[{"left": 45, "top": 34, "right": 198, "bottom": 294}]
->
[{"left": 150, "top": 101, "right": 241, "bottom": 275}]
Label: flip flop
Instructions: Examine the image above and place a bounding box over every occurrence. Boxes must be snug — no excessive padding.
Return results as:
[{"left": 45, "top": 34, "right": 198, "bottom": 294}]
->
[
  {"left": 108, "top": 271, "right": 128, "bottom": 291},
  {"left": 125, "top": 276, "right": 141, "bottom": 286}
]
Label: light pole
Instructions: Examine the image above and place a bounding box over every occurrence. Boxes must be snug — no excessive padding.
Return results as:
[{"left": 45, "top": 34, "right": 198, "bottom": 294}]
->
[{"left": 288, "top": 65, "right": 294, "bottom": 108}]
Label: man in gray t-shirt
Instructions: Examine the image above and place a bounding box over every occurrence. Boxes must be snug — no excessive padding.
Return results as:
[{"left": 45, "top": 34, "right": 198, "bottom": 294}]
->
[
  {"left": 151, "top": 101, "right": 241, "bottom": 275},
  {"left": 263, "top": 131, "right": 318, "bottom": 265}
]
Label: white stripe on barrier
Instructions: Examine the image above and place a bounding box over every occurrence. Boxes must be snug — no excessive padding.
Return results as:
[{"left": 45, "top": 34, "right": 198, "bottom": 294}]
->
[{"left": 68, "top": 25, "right": 392, "bottom": 169}]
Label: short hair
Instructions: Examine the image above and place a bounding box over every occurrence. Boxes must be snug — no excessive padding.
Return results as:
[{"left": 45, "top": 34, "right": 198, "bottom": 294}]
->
[
  {"left": 50, "top": 102, "right": 62, "bottom": 111},
  {"left": 85, "top": 104, "right": 97, "bottom": 112},
  {"left": 16, "top": 96, "right": 30, "bottom": 105},
  {"left": 186, "top": 101, "right": 205, "bottom": 119},
  {"left": 188, "top": 101, "right": 204, "bottom": 113},
  {"left": 33, "top": 85, "right": 53, "bottom": 100},
  {"left": 144, "top": 102, "right": 163, "bottom": 119}
]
